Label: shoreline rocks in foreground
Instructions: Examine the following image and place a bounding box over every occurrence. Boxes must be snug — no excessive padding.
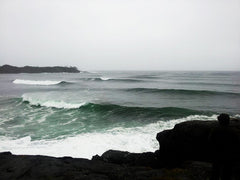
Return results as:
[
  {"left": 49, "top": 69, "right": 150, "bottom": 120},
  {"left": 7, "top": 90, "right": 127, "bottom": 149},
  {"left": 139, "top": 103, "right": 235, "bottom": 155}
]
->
[
  {"left": 1, "top": 119, "right": 240, "bottom": 179},
  {"left": 0, "top": 151, "right": 212, "bottom": 180},
  {"left": 0, "top": 64, "right": 80, "bottom": 73}
]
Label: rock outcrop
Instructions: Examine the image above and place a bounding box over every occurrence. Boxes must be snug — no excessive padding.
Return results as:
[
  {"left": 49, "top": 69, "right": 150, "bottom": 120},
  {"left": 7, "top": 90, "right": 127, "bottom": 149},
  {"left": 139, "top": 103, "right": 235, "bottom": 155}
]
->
[
  {"left": 0, "top": 151, "right": 212, "bottom": 180},
  {"left": 0, "top": 64, "right": 80, "bottom": 73},
  {"left": 156, "top": 119, "right": 240, "bottom": 166}
]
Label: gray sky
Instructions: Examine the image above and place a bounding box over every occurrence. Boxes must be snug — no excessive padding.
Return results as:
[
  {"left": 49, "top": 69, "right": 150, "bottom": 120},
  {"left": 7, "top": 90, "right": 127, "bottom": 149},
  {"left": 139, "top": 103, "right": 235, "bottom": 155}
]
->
[{"left": 0, "top": 0, "right": 239, "bottom": 71}]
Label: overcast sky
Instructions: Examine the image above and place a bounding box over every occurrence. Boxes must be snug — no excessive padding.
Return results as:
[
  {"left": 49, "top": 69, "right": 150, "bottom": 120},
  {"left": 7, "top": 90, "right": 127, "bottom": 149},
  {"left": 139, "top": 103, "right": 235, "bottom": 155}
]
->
[{"left": 0, "top": 0, "right": 239, "bottom": 71}]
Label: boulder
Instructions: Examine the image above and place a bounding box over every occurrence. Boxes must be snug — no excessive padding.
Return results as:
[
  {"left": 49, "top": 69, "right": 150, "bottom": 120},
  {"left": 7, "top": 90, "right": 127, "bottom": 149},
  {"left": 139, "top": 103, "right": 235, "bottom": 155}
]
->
[
  {"left": 93, "top": 150, "right": 159, "bottom": 167},
  {"left": 156, "top": 119, "right": 240, "bottom": 166}
]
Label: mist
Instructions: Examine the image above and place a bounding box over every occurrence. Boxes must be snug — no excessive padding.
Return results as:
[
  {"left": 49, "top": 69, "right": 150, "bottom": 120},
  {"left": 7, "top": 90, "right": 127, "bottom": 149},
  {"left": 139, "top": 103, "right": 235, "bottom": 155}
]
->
[{"left": 0, "top": 0, "right": 239, "bottom": 71}]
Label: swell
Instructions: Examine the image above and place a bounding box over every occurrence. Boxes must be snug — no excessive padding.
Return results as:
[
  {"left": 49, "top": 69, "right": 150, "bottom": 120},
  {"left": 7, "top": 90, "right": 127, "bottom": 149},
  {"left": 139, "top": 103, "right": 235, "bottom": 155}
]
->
[
  {"left": 79, "top": 103, "right": 212, "bottom": 118},
  {"left": 127, "top": 75, "right": 160, "bottom": 79},
  {"left": 124, "top": 88, "right": 240, "bottom": 96},
  {"left": 178, "top": 81, "right": 240, "bottom": 87}
]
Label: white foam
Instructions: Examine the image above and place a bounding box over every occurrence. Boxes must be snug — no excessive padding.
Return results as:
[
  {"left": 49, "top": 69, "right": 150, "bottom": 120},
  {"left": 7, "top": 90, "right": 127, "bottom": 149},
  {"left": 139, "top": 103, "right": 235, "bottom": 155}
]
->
[
  {"left": 13, "top": 79, "right": 62, "bottom": 85},
  {"left": 100, "top": 77, "right": 111, "bottom": 81},
  {"left": 41, "top": 101, "right": 86, "bottom": 109},
  {"left": 233, "top": 114, "right": 240, "bottom": 118},
  {"left": 22, "top": 94, "right": 86, "bottom": 109},
  {"left": 0, "top": 115, "right": 217, "bottom": 159}
]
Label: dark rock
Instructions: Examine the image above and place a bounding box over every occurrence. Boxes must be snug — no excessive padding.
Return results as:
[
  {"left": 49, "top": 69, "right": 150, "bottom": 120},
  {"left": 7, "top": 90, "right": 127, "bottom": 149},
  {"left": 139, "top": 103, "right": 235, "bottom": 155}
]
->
[
  {"left": 156, "top": 119, "right": 240, "bottom": 166},
  {"left": 0, "top": 64, "right": 80, "bottom": 73},
  {"left": 134, "top": 152, "right": 159, "bottom": 167},
  {"left": 182, "top": 161, "right": 212, "bottom": 180},
  {"left": 0, "top": 153, "right": 120, "bottom": 180},
  {"left": 96, "top": 150, "right": 159, "bottom": 168},
  {"left": 0, "top": 151, "right": 12, "bottom": 155},
  {"left": 100, "top": 150, "right": 131, "bottom": 164},
  {"left": 0, "top": 152, "right": 210, "bottom": 180}
]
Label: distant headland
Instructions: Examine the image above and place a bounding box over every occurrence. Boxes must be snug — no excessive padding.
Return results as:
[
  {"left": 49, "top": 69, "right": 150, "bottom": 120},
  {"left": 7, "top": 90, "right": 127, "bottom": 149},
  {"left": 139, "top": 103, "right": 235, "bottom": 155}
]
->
[{"left": 0, "top": 64, "right": 80, "bottom": 73}]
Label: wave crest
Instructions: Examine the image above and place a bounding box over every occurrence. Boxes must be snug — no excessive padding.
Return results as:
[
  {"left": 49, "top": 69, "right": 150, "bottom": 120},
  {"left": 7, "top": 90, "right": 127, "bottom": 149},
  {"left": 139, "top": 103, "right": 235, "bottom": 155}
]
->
[
  {"left": 13, "top": 79, "right": 71, "bottom": 86},
  {"left": 82, "top": 77, "right": 144, "bottom": 82},
  {"left": 22, "top": 94, "right": 85, "bottom": 109}
]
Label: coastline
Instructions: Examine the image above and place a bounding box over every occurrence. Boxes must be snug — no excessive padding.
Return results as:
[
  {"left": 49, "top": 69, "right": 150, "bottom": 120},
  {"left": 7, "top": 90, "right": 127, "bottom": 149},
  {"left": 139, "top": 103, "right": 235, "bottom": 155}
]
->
[
  {"left": 0, "top": 151, "right": 212, "bottom": 180},
  {"left": 1, "top": 119, "right": 240, "bottom": 180},
  {"left": 0, "top": 65, "right": 80, "bottom": 73}
]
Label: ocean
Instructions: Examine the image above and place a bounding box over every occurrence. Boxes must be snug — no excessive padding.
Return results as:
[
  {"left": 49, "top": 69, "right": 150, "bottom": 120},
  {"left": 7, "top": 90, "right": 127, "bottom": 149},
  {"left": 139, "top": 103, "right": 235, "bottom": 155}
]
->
[{"left": 0, "top": 71, "right": 239, "bottom": 159}]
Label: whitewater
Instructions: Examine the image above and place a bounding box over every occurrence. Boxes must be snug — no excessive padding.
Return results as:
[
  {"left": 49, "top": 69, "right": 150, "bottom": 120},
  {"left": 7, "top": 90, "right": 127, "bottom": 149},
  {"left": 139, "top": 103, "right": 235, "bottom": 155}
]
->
[
  {"left": 0, "top": 71, "right": 240, "bottom": 159},
  {"left": 13, "top": 79, "right": 64, "bottom": 85}
]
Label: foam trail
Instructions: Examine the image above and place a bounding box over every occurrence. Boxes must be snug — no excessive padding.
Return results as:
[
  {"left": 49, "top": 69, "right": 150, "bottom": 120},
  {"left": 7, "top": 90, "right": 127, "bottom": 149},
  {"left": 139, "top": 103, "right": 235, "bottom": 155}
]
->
[
  {"left": 13, "top": 79, "right": 62, "bottom": 85},
  {"left": 0, "top": 115, "right": 217, "bottom": 159}
]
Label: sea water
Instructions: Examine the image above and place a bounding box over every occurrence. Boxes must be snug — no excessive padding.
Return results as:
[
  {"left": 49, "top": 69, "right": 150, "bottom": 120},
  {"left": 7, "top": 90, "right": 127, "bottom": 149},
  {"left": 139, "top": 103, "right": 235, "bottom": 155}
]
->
[{"left": 0, "top": 71, "right": 239, "bottom": 158}]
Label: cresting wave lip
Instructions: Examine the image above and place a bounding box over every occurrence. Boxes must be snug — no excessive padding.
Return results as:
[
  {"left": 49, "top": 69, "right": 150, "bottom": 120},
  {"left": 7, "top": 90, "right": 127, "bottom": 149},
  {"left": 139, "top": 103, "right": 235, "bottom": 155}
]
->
[
  {"left": 21, "top": 94, "right": 86, "bottom": 109},
  {"left": 100, "top": 77, "right": 111, "bottom": 81},
  {"left": 124, "top": 88, "right": 240, "bottom": 96},
  {"left": 13, "top": 79, "right": 72, "bottom": 86},
  {"left": 83, "top": 77, "right": 145, "bottom": 82},
  {"left": 23, "top": 99, "right": 86, "bottom": 109}
]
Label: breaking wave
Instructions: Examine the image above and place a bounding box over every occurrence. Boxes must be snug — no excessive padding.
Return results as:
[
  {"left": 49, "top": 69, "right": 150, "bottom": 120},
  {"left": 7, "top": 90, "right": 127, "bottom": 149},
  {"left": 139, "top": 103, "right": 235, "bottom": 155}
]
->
[
  {"left": 83, "top": 77, "right": 144, "bottom": 82},
  {"left": 22, "top": 94, "right": 86, "bottom": 109},
  {"left": 13, "top": 79, "right": 72, "bottom": 86},
  {"left": 21, "top": 93, "right": 212, "bottom": 118}
]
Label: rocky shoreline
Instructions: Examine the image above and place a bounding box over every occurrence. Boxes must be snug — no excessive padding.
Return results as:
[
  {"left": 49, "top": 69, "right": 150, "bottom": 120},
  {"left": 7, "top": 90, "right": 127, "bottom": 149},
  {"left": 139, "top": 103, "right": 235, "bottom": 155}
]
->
[{"left": 1, "top": 119, "right": 240, "bottom": 180}]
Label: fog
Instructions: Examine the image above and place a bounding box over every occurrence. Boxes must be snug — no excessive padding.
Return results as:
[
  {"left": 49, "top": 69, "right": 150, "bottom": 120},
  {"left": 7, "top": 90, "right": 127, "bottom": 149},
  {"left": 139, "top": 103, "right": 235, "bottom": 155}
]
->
[{"left": 0, "top": 0, "right": 239, "bottom": 71}]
